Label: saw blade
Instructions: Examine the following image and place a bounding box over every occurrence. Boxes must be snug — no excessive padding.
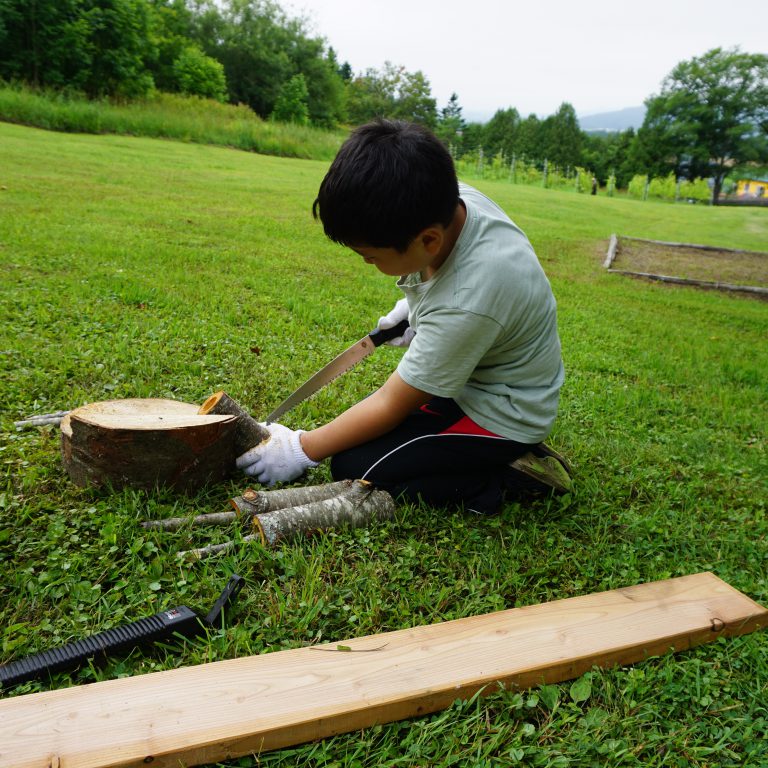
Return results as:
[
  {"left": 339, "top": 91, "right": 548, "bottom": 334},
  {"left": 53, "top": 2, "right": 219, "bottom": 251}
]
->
[{"left": 266, "top": 336, "right": 376, "bottom": 423}]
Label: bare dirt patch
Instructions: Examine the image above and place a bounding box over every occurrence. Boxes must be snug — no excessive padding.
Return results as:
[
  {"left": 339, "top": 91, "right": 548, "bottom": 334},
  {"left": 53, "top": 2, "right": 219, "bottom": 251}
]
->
[
  {"left": 603, "top": 236, "right": 768, "bottom": 299},
  {"left": 613, "top": 239, "right": 767, "bottom": 287}
]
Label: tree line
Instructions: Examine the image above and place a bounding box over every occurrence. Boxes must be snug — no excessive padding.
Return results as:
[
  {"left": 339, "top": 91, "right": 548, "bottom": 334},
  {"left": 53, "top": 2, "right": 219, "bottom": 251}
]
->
[
  {"left": 444, "top": 47, "right": 767, "bottom": 198},
  {"left": 1, "top": 1, "right": 765, "bottom": 196}
]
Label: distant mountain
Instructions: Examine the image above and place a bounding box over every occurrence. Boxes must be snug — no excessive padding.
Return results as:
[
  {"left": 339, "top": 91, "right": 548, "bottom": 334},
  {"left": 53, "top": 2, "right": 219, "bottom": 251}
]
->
[{"left": 579, "top": 106, "right": 646, "bottom": 132}]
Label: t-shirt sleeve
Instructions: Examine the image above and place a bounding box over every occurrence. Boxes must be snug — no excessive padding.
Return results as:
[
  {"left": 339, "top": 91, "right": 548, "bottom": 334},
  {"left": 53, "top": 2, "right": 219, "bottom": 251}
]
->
[{"left": 396, "top": 307, "right": 502, "bottom": 397}]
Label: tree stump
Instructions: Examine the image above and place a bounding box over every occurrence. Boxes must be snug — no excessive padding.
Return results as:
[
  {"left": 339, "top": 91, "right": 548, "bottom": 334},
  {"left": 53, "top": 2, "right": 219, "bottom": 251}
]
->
[{"left": 60, "top": 399, "right": 240, "bottom": 492}]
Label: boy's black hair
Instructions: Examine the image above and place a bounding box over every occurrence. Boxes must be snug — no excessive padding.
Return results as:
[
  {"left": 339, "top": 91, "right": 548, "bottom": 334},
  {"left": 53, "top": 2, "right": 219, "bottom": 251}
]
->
[{"left": 313, "top": 119, "right": 459, "bottom": 252}]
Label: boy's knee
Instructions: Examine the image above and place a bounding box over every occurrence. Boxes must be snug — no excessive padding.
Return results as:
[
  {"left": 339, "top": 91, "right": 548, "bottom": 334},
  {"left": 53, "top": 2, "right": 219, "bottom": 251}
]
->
[{"left": 330, "top": 450, "right": 367, "bottom": 482}]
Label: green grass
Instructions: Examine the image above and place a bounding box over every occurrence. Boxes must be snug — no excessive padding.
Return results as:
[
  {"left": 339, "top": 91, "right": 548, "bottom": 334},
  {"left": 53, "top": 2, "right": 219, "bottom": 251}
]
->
[
  {"left": 0, "top": 84, "right": 346, "bottom": 160},
  {"left": 1, "top": 121, "right": 767, "bottom": 767}
]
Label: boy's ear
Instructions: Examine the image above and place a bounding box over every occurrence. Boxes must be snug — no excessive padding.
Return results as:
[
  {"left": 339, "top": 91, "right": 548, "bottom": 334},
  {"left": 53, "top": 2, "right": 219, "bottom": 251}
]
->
[{"left": 417, "top": 226, "right": 444, "bottom": 255}]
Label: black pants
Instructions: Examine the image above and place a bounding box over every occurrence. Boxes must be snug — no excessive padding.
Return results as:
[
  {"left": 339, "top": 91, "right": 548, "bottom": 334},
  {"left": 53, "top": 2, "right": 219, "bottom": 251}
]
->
[{"left": 330, "top": 397, "right": 536, "bottom": 514}]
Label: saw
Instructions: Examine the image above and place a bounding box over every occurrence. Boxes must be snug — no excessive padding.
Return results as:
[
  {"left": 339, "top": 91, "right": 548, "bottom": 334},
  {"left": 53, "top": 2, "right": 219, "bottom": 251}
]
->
[{"left": 266, "top": 319, "right": 409, "bottom": 422}]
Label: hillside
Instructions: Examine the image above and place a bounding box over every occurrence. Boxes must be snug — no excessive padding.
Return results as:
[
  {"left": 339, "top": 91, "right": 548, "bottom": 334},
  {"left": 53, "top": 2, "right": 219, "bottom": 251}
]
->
[{"left": 579, "top": 105, "right": 646, "bottom": 132}]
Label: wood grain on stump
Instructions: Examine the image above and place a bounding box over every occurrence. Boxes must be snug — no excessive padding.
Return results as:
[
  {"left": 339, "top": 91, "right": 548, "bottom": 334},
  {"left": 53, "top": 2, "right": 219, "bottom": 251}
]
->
[{"left": 60, "top": 398, "right": 239, "bottom": 492}]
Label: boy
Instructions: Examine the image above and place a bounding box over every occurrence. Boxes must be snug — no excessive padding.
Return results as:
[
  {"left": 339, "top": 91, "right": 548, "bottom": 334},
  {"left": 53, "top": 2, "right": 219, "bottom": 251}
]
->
[{"left": 237, "top": 119, "right": 569, "bottom": 514}]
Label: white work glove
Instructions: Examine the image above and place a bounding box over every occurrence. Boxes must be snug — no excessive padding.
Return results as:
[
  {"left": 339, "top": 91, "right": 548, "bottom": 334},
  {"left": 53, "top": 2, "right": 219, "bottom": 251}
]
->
[
  {"left": 235, "top": 422, "right": 319, "bottom": 486},
  {"left": 377, "top": 297, "right": 415, "bottom": 347}
]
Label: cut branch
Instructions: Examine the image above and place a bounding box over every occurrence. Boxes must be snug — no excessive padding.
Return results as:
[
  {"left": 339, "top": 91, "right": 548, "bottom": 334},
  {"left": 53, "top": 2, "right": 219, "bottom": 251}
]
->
[
  {"left": 177, "top": 480, "right": 396, "bottom": 559},
  {"left": 14, "top": 410, "right": 70, "bottom": 428},
  {"left": 179, "top": 534, "right": 261, "bottom": 560},
  {"left": 198, "top": 391, "right": 269, "bottom": 454},
  {"left": 143, "top": 481, "right": 354, "bottom": 531},
  {"left": 231, "top": 480, "right": 354, "bottom": 516},
  {"left": 254, "top": 480, "right": 395, "bottom": 547},
  {"left": 143, "top": 510, "right": 242, "bottom": 531}
]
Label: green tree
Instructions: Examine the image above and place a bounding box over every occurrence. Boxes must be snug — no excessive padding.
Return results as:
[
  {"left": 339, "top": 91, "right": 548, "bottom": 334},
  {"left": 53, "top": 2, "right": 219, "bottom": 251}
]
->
[
  {"left": 581, "top": 128, "right": 636, "bottom": 186},
  {"left": 146, "top": 0, "right": 197, "bottom": 92},
  {"left": 197, "top": 0, "right": 344, "bottom": 126},
  {"left": 287, "top": 37, "right": 345, "bottom": 128},
  {"left": 636, "top": 47, "right": 768, "bottom": 201},
  {"left": 172, "top": 44, "right": 226, "bottom": 100},
  {"left": 208, "top": 0, "right": 292, "bottom": 115},
  {"left": 0, "top": 0, "right": 76, "bottom": 86},
  {"left": 392, "top": 68, "right": 436, "bottom": 127},
  {"left": 0, "top": 0, "right": 155, "bottom": 97},
  {"left": 345, "top": 64, "right": 398, "bottom": 124},
  {"left": 541, "top": 102, "right": 582, "bottom": 170},
  {"left": 345, "top": 62, "right": 436, "bottom": 127},
  {"left": 73, "top": 0, "right": 156, "bottom": 98},
  {"left": 435, "top": 93, "right": 466, "bottom": 149},
  {"left": 483, "top": 107, "right": 520, "bottom": 160},
  {"left": 336, "top": 58, "right": 353, "bottom": 82},
  {"left": 516, "top": 114, "right": 545, "bottom": 161},
  {"left": 459, "top": 121, "right": 484, "bottom": 154},
  {"left": 271, "top": 72, "right": 309, "bottom": 124}
]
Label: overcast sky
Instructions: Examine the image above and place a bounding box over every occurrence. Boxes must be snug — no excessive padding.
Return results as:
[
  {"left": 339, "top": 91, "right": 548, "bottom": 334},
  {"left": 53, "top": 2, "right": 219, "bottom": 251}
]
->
[{"left": 285, "top": 0, "right": 767, "bottom": 121}]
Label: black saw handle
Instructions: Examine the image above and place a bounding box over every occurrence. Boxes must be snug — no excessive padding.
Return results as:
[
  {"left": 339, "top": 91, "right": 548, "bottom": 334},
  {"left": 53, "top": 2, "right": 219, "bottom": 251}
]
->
[
  {"left": 0, "top": 574, "right": 244, "bottom": 689},
  {"left": 369, "top": 318, "right": 410, "bottom": 346}
]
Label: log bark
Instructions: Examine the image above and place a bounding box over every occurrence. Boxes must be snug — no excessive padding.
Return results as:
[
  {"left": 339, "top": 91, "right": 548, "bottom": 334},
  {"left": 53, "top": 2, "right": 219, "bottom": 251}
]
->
[
  {"left": 143, "top": 481, "right": 354, "bottom": 531},
  {"left": 60, "top": 399, "right": 239, "bottom": 492},
  {"left": 254, "top": 480, "right": 395, "bottom": 546},
  {"left": 231, "top": 480, "right": 354, "bottom": 516},
  {"left": 14, "top": 410, "right": 70, "bottom": 428},
  {"left": 198, "top": 391, "right": 269, "bottom": 454},
  {"left": 178, "top": 481, "right": 395, "bottom": 559}
]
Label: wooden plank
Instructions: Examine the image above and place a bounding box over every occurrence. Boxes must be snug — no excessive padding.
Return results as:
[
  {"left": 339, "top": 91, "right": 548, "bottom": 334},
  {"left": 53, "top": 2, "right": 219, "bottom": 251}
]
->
[
  {"left": 618, "top": 235, "right": 767, "bottom": 256},
  {"left": 0, "top": 572, "right": 765, "bottom": 768},
  {"left": 607, "top": 269, "right": 768, "bottom": 296},
  {"left": 603, "top": 233, "right": 619, "bottom": 268}
]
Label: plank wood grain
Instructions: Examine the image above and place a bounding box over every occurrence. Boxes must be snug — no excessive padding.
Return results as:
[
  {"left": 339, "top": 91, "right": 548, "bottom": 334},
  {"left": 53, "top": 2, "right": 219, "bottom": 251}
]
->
[{"left": 1, "top": 572, "right": 765, "bottom": 768}]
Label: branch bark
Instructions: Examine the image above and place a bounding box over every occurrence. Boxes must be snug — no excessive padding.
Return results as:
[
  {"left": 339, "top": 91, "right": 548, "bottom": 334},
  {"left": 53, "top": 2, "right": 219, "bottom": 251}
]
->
[
  {"left": 143, "top": 480, "right": 354, "bottom": 531},
  {"left": 14, "top": 411, "right": 70, "bottom": 428},
  {"left": 198, "top": 391, "right": 269, "bottom": 453},
  {"left": 254, "top": 480, "right": 395, "bottom": 547},
  {"left": 177, "top": 480, "right": 396, "bottom": 559}
]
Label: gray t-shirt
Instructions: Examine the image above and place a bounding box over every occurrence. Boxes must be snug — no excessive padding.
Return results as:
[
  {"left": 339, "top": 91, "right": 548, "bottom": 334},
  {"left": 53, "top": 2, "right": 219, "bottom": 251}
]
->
[{"left": 396, "top": 183, "right": 564, "bottom": 443}]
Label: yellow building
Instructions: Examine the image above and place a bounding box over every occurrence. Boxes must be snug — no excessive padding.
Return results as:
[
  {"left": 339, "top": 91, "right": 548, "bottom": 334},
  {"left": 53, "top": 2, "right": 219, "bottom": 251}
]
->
[{"left": 735, "top": 177, "right": 767, "bottom": 198}]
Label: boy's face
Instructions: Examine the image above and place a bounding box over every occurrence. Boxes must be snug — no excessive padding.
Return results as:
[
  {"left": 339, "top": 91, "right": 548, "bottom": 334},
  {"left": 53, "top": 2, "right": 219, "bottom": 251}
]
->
[{"left": 350, "top": 228, "right": 447, "bottom": 278}]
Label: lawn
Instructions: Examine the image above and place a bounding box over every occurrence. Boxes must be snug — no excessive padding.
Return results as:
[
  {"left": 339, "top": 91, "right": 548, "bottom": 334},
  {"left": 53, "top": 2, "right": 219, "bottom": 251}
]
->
[{"left": 1, "top": 122, "right": 767, "bottom": 767}]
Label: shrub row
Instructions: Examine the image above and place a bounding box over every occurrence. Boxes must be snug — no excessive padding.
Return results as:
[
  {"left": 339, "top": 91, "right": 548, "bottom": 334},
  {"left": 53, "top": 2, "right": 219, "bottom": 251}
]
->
[{"left": 0, "top": 84, "right": 345, "bottom": 161}]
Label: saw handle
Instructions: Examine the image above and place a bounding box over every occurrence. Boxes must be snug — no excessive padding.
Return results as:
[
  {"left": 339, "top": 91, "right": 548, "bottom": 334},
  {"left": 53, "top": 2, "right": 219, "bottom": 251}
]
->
[
  {"left": 0, "top": 574, "right": 244, "bottom": 689},
  {"left": 369, "top": 319, "right": 410, "bottom": 347}
]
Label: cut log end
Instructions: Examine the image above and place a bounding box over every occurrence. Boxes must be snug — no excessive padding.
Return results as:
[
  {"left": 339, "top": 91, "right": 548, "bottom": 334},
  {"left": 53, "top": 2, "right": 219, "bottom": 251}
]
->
[
  {"left": 198, "top": 391, "right": 270, "bottom": 453},
  {"left": 198, "top": 391, "right": 226, "bottom": 416}
]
